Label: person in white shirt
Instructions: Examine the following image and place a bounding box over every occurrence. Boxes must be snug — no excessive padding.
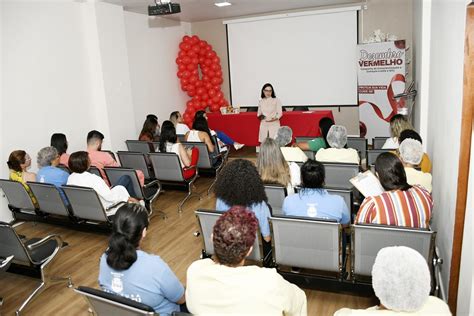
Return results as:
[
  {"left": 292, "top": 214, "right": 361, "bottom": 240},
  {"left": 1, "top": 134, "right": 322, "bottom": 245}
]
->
[
  {"left": 334, "top": 246, "right": 451, "bottom": 315},
  {"left": 66, "top": 151, "right": 139, "bottom": 216},
  {"left": 169, "top": 111, "right": 190, "bottom": 135},
  {"left": 398, "top": 138, "right": 432, "bottom": 193},
  {"left": 382, "top": 114, "right": 414, "bottom": 149},
  {"left": 315, "top": 125, "right": 360, "bottom": 164},
  {"left": 186, "top": 206, "right": 307, "bottom": 316}
]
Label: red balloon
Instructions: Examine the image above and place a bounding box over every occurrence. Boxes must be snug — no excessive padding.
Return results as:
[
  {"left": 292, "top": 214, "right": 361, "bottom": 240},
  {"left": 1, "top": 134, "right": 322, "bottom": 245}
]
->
[
  {"left": 199, "top": 41, "right": 206, "bottom": 48},
  {"left": 212, "top": 96, "right": 220, "bottom": 103},
  {"left": 181, "top": 71, "right": 190, "bottom": 79},
  {"left": 181, "top": 85, "right": 188, "bottom": 92},
  {"left": 211, "top": 63, "right": 219, "bottom": 71},
  {"left": 208, "top": 89, "right": 217, "bottom": 97},
  {"left": 187, "top": 89, "right": 196, "bottom": 97},
  {"left": 206, "top": 51, "right": 214, "bottom": 59},
  {"left": 204, "top": 59, "right": 212, "bottom": 67},
  {"left": 191, "top": 35, "right": 199, "bottom": 44},
  {"left": 186, "top": 51, "right": 197, "bottom": 58},
  {"left": 196, "top": 87, "right": 205, "bottom": 96},
  {"left": 198, "top": 56, "right": 205, "bottom": 64},
  {"left": 204, "top": 82, "right": 213, "bottom": 90},
  {"left": 183, "top": 112, "right": 191, "bottom": 122},
  {"left": 204, "top": 45, "right": 212, "bottom": 52},
  {"left": 217, "top": 77, "right": 223, "bottom": 85},
  {"left": 191, "top": 57, "right": 199, "bottom": 65},
  {"left": 207, "top": 70, "right": 216, "bottom": 78},
  {"left": 212, "top": 57, "right": 220, "bottom": 64},
  {"left": 178, "top": 64, "right": 187, "bottom": 71},
  {"left": 216, "top": 91, "right": 224, "bottom": 99},
  {"left": 193, "top": 102, "right": 201, "bottom": 110},
  {"left": 188, "top": 76, "right": 197, "bottom": 84},
  {"left": 195, "top": 80, "right": 203, "bottom": 88},
  {"left": 177, "top": 71, "right": 184, "bottom": 79},
  {"left": 186, "top": 63, "right": 195, "bottom": 71},
  {"left": 202, "top": 75, "right": 210, "bottom": 82},
  {"left": 201, "top": 93, "right": 209, "bottom": 101},
  {"left": 192, "top": 45, "right": 200, "bottom": 54},
  {"left": 183, "top": 35, "right": 191, "bottom": 43},
  {"left": 210, "top": 104, "right": 220, "bottom": 112},
  {"left": 178, "top": 51, "right": 187, "bottom": 59},
  {"left": 200, "top": 101, "right": 207, "bottom": 108},
  {"left": 180, "top": 78, "right": 189, "bottom": 85},
  {"left": 210, "top": 77, "right": 220, "bottom": 85},
  {"left": 187, "top": 108, "right": 196, "bottom": 117},
  {"left": 182, "top": 56, "right": 191, "bottom": 65},
  {"left": 215, "top": 70, "right": 223, "bottom": 78},
  {"left": 187, "top": 100, "right": 194, "bottom": 107},
  {"left": 176, "top": 57, "right": 184, "bottom": 65}
]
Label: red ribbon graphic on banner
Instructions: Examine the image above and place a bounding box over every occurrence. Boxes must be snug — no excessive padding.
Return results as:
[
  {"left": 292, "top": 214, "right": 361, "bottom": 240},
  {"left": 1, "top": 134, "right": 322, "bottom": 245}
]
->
[{"left": 358, "top": 73, "right": 406, "bottom": 122}]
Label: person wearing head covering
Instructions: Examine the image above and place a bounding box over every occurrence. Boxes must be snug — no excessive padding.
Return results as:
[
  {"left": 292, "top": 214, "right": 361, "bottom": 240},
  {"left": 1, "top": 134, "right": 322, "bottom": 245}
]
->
[
  {"left": 275, "top": 126, "right": 308, "bottom": 164},
  {"left": 397, "top": 129, "right": 432, "bottom": 173},
  {"left": 334, "top": 246, "right": 451, "bottom": 315},
  {"left": 399, "top": 139, "right": 432, "bottom": 193},
  {"left": 315, "top": 125, "right": 360, "bottom": 164}
]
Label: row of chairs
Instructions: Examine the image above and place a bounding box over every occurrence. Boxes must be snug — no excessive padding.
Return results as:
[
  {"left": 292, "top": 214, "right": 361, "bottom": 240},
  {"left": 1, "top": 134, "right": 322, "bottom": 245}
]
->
[
  {"left": 194, "top": 209, "right": 442, "bottom": 294},
  {"left": 294, "top": 136, "right": 391, "bottom": 167}
]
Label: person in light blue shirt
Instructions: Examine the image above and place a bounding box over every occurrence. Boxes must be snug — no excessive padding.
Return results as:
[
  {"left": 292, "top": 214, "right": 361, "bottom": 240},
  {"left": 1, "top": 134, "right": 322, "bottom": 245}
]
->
[
  {"left": 214, "top": 159, "right": 271, "bottom": 242},
  {"left": 36, "top": 146, "right": 70, "bottom": 204},
  {"left": 98, "top": 204, "right": 185, "bottom": 315},
  {"left": 282, "top": 159, "right": 350, "bottom": 224}
]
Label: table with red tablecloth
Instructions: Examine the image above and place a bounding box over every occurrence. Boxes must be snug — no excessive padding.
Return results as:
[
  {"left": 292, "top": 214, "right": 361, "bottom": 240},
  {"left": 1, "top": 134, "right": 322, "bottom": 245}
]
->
[{"left": 207, "top": 111, "right": 334, "bottom": 146}]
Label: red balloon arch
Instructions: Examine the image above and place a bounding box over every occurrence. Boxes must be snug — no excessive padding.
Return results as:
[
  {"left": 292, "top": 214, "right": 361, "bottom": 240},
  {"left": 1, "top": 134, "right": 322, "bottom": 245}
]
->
[{"left": 176, "top": 35, "right": 229, "bottom": 126}]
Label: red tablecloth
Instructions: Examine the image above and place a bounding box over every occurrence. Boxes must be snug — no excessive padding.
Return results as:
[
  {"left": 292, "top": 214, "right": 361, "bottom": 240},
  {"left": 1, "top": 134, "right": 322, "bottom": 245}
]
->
[{"left": 207, "top": 111, "right": 334, "bottom": 146}]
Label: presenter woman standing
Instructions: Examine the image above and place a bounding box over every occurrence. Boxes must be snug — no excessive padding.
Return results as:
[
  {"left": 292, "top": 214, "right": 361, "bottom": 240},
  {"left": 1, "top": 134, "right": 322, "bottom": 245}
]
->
[{"left": 258, "top": 83, "right": 283, "bottom": 144}]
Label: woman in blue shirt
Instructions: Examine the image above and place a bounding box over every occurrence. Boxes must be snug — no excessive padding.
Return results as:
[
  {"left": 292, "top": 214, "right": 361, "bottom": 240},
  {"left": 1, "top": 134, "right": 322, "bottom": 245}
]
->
[
  {"left": 213, "top": 159, "right": 271, "bottom": 242},
  {"left": 282, "top": 159, "right": 350, "bottom": 224},
  {"left": 99, "top": 204, "right": 185, "bottom": 315}
]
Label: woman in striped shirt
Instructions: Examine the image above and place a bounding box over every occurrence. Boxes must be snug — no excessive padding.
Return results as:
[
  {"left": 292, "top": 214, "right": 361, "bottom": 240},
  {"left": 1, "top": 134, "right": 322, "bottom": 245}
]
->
[{"left": 355, "top": 152, "right": 432, "bottom": 228}]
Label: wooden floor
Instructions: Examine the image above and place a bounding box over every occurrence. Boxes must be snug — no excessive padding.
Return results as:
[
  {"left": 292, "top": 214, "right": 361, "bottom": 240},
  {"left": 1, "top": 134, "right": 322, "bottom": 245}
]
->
[{"left": 1, "top": 151, "right": 377, "bottom": 315}]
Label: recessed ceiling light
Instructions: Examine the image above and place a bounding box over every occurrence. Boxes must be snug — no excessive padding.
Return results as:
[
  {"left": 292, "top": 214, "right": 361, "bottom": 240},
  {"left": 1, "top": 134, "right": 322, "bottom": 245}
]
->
[{"left": 214, "top": 2, "right": 232, "bottom": 7}]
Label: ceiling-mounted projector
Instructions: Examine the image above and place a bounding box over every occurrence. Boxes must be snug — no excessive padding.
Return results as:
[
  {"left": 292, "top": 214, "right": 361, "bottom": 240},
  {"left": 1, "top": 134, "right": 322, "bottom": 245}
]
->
[{"left": 148, "top": 0, "right": 181, "bottom": 16}]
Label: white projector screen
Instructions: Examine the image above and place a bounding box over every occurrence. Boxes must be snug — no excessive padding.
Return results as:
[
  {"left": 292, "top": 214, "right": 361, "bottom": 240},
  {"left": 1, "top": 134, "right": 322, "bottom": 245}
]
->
[{"left": 226, "top": 10, "right": 358, "bottom": 106}]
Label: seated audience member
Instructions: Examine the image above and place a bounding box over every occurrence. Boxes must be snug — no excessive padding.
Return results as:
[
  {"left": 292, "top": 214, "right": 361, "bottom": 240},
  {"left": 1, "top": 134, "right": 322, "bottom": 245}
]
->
[
  {"left": 159, "top": 121, "right": 199, "bottom": 179},
  {"left": 67, "top": 151, "right": 139, "bottom": 215},
  {"left": 139, "top": 117, "right": 160, "bottom": 142},
  {"left": 275, "top": 126, "right": 308, "bottom": 163},
  {"left": 51, "top": 133, "right": 70, "bottom": 166},
  {"left": 282, "top": 160, "right": 350, "bottom": 224},
  {"left": 294, "top": 117, "right": 335, "bottom": 152},
  {"left": 146, "top": 114, "right": 160, "bottom": 138},
  {"left": 36, "top": 146, "right": 70, "bottom": 203},
  {"left": 335, "top": 246, "right": 451, "bottom": 315},
  {"left": 398, "top": 139, "right": 432, "bottom": 193},
  {"left": 398, "top": 129, "right": 432, "bottom": 173},
  {"left": 382, "top": 114, "right": 413, "bottom": 149},
  {"left": 87, "top": 130, "right": 145, "bottom": 186},
  {"left": 170, "top": 111, "right": 190, "bottom": 135},
  {"left": 315, "top": 125, "right": 360, "bottom": 164},
  {"left": 355, "top": 153, "right": 432, "bottom": 228},
  {"left": 214, "top": 159, "right": 272, "bottom": 242},
  {"left": 186, "top": 117, "right": 221, "bottom": 165},
  {"left": 7, "top": 150, "right": 37, "bottom": 206},
  {"left": 186, "top": 206, "right": 307, "bottom": 316},
  {"left": 99, "top": 204, "right": 185, "bottom": 315},
  {"left": 195, "top": 110, "right": 244, "bottom": 150},
  {"left": 257, "top": 138, "right": 300, "bottom": 194}
]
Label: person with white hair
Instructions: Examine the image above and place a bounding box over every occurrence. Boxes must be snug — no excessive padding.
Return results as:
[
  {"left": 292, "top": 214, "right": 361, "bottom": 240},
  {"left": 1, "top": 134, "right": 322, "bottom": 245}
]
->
[
  {"left": 315, "top": 125, "right": 360, "bottom": 164},
  {"left": 36, "top": 146, "right": 70, "bottom": 203},
  {"left": 399, "top": 139, "right": 432, "bottom": 193},
  {"left": 335, "top": 246, "right": 451, "bottom": 315}
]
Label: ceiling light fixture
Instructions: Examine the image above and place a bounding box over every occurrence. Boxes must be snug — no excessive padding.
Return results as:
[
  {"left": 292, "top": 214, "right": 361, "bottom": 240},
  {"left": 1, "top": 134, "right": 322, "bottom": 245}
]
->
[{"left": 214, "top": 2, "right": 232, "bottom": 7}]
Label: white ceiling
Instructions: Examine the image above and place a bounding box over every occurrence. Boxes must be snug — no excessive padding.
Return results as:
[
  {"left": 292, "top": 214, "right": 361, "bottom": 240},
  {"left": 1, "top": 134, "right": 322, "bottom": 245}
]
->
[{"left": 103, "top": 0, "right": 364, "bottom": 22}]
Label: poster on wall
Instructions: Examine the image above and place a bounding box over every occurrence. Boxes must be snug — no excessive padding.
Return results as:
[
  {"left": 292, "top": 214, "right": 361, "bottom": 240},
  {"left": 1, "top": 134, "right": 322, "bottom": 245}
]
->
[{"left": 358, "top": 40, "right": 406, "bottom": 143}]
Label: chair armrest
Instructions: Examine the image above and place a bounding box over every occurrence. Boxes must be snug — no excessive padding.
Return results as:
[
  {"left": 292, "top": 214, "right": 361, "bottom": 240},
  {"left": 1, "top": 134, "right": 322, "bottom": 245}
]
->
[
  {"left": 143, "top": 180, "right": 160, "bottom": 189},
  {"left": 105, "top": 201, "right": 127, "bottom": 211},
  {"left": 183, "top": 165, "right": 197, "bottom": 171},
  {"left": 27, "top": 234, "right": 64, "bottom": 251},
  {"left": 0, "top": 255, "right": 14, "bottom": 269}
]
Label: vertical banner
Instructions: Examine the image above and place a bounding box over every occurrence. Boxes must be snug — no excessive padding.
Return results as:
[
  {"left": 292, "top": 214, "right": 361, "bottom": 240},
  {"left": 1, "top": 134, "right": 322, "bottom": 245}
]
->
[{"left": 358, "top": 40, "right": 406, "bottom": 142}]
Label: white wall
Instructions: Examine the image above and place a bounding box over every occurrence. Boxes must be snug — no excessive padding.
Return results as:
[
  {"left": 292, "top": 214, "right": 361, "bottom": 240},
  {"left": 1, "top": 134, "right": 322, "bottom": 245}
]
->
[
  {"left": 124, "top": 12, "right": 190, "bottom": 130},
  {"left": 416, "top": 0, "right": 470, "bottom": 299},
  {"left": 0, "top": 1, "right": 189, "bottom": 221}
]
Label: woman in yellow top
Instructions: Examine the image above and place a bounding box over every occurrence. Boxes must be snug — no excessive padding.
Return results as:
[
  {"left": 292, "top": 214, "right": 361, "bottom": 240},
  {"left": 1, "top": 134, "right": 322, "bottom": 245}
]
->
[
  {"left": 7, "top": 150, "right": 38, "bottom": 206},
  {"left": 257, "top": 83, "right": 283, "bottom": 144}
]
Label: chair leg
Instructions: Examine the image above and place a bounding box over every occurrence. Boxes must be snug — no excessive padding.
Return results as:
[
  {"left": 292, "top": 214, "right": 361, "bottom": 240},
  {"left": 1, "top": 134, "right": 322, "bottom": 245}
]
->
[
  {"left": 178, "top": 180, "right": 201, "bottom": 213},
  {"left": 207, "top": 177, "right": 218, "bottom": 196},
  {"left": 16, "top": 281, "right": 45, "bottom": 316}
]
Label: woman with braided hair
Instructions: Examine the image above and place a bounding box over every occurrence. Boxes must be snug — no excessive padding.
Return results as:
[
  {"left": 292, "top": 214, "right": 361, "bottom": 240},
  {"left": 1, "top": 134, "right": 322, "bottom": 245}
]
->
[{"left": 98, "top": 204, "right": 186, "bottom": 315}]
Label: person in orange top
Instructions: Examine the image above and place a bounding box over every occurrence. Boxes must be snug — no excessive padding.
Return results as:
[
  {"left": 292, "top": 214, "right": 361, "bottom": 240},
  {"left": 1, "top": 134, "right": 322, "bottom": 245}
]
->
[
  {"left": 355, "top": 152, "right": 432, "bottom": 229},
  {"left": 87, "top": 130, "right": 145, "bottom": 187}
]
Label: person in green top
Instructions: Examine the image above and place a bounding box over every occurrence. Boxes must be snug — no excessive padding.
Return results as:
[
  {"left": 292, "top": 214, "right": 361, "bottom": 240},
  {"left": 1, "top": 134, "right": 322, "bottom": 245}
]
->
[{"left": 294, "top": 117, "right": 334, "bottom": 152}]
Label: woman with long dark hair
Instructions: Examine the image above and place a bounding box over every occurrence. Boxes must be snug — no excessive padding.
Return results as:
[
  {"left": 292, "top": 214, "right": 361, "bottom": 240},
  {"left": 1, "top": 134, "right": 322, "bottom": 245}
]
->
[
  {"left": 139, "top": 118, "right": 159, "bottom": 142},
  {"left": 99, "top": 204, "right": 185, "bottom": 314},
  {"left": 159, "top": 121, "right": 198, "bottom": 179},
  {"left": 51, "top": 133, "right": 70, "bottom": 166},
  {"left": 355, "top": 152, "right": 432, "bottom": 228}
]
